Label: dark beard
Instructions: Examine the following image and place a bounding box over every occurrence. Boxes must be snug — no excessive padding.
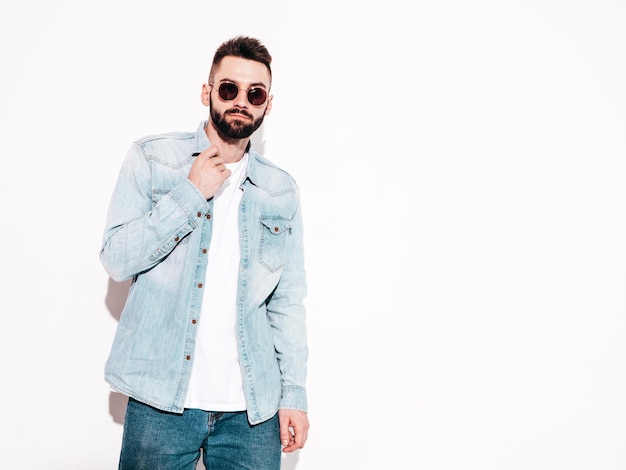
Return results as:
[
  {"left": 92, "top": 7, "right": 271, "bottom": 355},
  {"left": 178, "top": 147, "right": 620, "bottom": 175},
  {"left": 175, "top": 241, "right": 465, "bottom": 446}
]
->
[{"left": 209, "top": 97, "right": 265, "bottom": 139}]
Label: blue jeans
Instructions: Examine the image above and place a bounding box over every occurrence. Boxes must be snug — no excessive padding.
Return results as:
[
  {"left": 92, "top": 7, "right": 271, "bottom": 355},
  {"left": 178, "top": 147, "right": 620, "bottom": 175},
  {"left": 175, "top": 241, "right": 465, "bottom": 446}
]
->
[{"left": 119, "top": 398, "right": 281, "bottom": 469}]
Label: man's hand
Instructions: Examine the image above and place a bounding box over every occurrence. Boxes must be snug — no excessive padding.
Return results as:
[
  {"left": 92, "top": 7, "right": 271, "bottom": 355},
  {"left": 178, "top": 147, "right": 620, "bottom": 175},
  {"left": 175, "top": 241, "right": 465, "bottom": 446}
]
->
[
  {"left": 188, "top": 145, "right": 231, "bottom": 199},
  {"left": 279, "top": 409, "right": 309, "bottom": 453}
]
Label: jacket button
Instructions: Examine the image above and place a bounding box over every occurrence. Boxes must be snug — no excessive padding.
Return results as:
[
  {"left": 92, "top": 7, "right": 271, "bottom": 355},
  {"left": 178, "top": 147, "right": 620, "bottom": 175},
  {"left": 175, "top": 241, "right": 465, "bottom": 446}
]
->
[
  {"left": 274, "top": 227, "right": 279, "bottom": 232},
  {"left": 192, "top": 319, "right": 197, "bottom": 324},
  {"left": 174, "top": 236, "right": 180, "bottom": 241},
  {"left": 197, "top": 211, "right": 202, "bottom": 217},
  {"left": 197, "top": 283, "right": 203, "bottom": 288},
  {"left": 186, "top": 355, "right": 191, "bottom": 360},
  {"left": 206, "top": 214, "right": 211, "bottom": 219},
  {"left": 202, "top": 248, "right": 207, "bottom": 254}
]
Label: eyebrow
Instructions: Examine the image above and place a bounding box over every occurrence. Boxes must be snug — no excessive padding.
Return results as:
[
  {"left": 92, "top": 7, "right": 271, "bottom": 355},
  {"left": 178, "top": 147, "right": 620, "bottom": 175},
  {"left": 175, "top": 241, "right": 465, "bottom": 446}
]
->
[{"left": 218, "top": 77, "right": 268, "bottom": 89}]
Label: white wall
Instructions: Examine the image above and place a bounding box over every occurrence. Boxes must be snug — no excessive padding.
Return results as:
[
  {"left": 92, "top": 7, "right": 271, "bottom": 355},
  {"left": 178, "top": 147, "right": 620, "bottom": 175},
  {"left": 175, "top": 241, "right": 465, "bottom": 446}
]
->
[{"left": 1, "top": 1, "right": 625, "bottom": 468}]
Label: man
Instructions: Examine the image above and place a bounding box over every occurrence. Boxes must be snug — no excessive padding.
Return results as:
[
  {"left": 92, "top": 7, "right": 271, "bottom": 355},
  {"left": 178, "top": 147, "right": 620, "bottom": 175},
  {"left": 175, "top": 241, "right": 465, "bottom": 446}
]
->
[{"left": 100, "top": 36, "right": 309, "bottom": 469}]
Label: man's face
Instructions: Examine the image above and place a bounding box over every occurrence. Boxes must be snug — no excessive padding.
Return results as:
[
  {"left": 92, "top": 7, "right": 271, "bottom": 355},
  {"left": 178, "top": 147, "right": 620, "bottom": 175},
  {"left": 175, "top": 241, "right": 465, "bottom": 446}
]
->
[{"left": 202, "top": 56, "right": 272, "bottom": 140}]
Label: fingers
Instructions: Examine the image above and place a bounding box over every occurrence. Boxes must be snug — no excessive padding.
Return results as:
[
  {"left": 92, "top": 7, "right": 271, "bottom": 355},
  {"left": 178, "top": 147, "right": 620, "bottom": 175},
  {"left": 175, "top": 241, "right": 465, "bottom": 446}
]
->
[
  {"left": 279, "top": 409, "right": 309, "bottom": 453},
  {"left": 197, "top": 149, "right": 231, "bottom": 176},
  {"left": 279, "top": 411, "right": 291, "bottom": 447},
  {"left": 196, "top": 146, "right": 224, "bottom": 166},
  {"left": 188, "top": 146, "right": 232, "bottom": 199},
  {"left": 197, "top": 145, "right": 220, "bottom": 160}
]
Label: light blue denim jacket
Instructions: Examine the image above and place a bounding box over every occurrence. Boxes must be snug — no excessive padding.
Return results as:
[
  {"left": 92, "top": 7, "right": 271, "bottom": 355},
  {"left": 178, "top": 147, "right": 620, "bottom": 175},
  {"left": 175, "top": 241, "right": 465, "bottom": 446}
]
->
[{"left": 101, "top": 121, "right": 308, "bottom": 424}]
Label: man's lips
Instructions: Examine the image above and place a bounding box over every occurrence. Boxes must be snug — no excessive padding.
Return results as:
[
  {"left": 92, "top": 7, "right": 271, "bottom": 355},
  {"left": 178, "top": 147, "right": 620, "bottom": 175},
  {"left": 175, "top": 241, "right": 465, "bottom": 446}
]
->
[{"left": 226, "top": 110, "right": 253, "bottom": 120}]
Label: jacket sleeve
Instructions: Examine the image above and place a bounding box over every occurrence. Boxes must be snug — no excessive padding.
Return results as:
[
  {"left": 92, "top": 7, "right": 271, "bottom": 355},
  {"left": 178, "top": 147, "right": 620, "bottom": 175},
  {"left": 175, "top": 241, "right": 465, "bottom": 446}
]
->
[
  {"left": 100, "top": 142, "right": 208, "bottom": 282},
  {"left": 265, "top": 187, "right": 309, "bottom": 412}
]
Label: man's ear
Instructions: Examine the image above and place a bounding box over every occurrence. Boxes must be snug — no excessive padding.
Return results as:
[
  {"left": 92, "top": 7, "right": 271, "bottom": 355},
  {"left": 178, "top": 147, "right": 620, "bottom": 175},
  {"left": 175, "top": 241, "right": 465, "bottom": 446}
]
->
[
  {"left": 200, "top": 83, "right": 211, "bottom": 106},
  {"left": 264, "top": 94, "right": 273, "bottom": 116}
]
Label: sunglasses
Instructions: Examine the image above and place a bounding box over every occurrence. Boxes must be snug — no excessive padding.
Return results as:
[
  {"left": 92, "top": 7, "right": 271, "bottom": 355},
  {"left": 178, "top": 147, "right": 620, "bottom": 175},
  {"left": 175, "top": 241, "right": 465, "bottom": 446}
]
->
[{"left": 210, "top": 82, "right": 268, "bottom": 106}]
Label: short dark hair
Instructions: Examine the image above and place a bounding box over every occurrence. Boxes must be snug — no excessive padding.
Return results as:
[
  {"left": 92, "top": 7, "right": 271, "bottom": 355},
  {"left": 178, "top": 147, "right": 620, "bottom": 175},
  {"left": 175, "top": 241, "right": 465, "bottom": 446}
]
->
[{"left": 209, "top": 36, "right": 272, "bottom": 83}]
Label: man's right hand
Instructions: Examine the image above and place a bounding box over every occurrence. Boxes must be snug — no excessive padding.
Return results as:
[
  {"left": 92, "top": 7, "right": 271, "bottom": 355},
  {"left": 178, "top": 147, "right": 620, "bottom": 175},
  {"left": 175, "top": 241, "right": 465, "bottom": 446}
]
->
[{"left": 188, "top": 145, "right": 231, "bottom": 199}]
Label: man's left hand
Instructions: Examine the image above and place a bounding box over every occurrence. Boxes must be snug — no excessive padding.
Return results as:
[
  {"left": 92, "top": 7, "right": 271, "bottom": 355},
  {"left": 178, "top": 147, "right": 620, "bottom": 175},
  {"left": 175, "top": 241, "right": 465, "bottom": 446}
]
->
[{"left": 278, "top": 409, "right": 309, "bottom": 453}]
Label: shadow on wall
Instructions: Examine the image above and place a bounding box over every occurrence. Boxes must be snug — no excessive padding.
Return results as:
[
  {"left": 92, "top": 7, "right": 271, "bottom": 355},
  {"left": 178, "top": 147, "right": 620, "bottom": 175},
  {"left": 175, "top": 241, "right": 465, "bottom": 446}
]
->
[
  {"left": 104, "top": 277, "right": 132, "bottom": 424},
  {"left": 195, "top": 448, "right": 300, "bottom": 470},
  {"left": 250, "top": 128, "right": 265, "bottom": 156},
  {"left": 102, "top": 276, "right": 302, "bottom": 470}
]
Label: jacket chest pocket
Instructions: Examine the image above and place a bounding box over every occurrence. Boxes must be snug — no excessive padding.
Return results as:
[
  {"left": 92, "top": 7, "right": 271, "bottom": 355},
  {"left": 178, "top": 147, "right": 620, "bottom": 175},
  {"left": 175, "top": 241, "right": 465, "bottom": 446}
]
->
[{"left": 259, "top": 217, "right": 292, "bottom": 272}]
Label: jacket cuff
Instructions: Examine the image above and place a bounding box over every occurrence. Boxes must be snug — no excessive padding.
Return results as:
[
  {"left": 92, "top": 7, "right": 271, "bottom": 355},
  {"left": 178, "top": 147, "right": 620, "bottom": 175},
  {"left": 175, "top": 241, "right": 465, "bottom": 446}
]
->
[
  {"left": 168, "top": 179, "right": 209, "bottom": 226},
  {"left": 279, "top": 385, "right": 308, "bottom": 412}
]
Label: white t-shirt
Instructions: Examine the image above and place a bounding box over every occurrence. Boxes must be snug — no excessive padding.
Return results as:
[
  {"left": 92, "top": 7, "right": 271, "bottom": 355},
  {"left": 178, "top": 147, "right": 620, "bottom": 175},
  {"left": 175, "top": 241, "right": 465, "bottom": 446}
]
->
[{"left": 184, "top": 154, "right": 248, "bottom": 411}]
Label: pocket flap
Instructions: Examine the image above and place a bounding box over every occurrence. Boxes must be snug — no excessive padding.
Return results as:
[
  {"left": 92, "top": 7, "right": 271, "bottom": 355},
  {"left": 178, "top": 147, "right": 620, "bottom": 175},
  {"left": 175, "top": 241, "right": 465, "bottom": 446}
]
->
[{"left": 260, "top": 217, "right": 292, "bottom": 235}]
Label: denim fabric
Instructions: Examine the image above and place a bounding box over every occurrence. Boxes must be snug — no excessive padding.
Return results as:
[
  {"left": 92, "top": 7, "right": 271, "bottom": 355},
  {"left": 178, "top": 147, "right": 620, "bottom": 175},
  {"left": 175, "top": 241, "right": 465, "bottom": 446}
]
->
[
  {"left": 101, "top": 121, "right": 308, "bottom": 424},
  {"left": 119, "top": 398, "right": 281, "bottom": 470}
]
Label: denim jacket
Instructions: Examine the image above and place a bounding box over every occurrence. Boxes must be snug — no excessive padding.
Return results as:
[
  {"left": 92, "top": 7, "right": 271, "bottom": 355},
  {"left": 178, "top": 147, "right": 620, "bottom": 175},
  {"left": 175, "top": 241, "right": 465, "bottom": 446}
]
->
[{"left": 100, "top": 121, "right": 308, "bottom": 424}]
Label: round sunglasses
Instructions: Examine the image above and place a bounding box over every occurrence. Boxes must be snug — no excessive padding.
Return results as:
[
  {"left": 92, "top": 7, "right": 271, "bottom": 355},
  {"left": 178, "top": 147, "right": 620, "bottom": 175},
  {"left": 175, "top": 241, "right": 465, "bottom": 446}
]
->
[{"left": 210, "top": 82, "right": 268, "bottom": 106}]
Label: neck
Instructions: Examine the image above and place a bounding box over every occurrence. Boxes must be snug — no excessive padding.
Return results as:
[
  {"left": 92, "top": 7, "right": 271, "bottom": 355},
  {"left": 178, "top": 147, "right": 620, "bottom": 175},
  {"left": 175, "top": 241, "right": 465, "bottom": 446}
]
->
[{"left": 205, "top": 120, "right": 250, "bottom": 163}]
